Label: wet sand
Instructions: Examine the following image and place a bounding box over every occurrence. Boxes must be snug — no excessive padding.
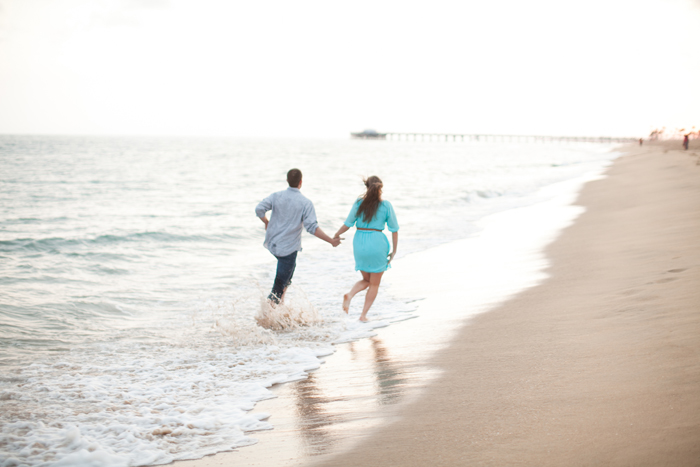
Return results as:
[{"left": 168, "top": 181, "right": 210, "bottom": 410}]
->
[{"left": 174, "top": 140, "right": 700, "bottom": 466}]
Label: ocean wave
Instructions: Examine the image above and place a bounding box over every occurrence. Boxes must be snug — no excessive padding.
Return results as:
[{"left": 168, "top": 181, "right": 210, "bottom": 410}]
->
[
  {"left": 0, "top": 300, "right": 136, "bottom": 337},
  {"left": 93, "top": 231, "right": 241, "bottom": 244},
  {"left": 90, "top": 265, "right": 130, "bottom": 275},
  {"left": 64, "top": 251, "right": 130, "bottom": 261},
  {"left": 0, "top": 274, "right": 91, "bottom": 286},
  {"left": 458, "top": 188, "right": 506, "bottom": 203},
  {"left": 0, "top": 216, "right": 71, "bottom": 225},
  {"left": 67, "top": 300, "right": 136, "bottom": 318},
  {"left": 0, "top": 231, "right": 242, "bottom": 253},
  {"left": 0, "top": 237, "right": 82, "bottom": 252}
]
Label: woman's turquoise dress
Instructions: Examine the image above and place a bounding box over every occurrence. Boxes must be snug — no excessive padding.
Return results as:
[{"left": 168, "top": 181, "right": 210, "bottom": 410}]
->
[{"left": 343, "top": 199, "right": 399, "bottom": 273}]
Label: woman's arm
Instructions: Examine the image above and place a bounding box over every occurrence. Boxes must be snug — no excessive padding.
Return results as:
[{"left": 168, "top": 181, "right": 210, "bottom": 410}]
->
[
  {"left": 314, "top": 227, "right": 341, "bottom": 247},
  {"left": 389, "top": 231, "right": 398, "bottom": 263},
  {"left": 334, "top": 224, "right": 350, "bottom": 239}
]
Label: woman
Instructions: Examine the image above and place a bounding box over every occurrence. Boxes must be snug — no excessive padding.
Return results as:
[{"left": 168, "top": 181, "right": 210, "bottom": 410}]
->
[{"left": 334, "top": 176, "right": 399, "bottom": 322}]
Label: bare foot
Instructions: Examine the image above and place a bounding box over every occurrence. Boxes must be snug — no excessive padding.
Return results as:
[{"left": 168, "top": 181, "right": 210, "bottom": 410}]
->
[
  {"left": 359, "top": 316, "right": 369, "bottom": 322},
  {"left": 342, "top": 294, "right": 351, "bottom": 314}
]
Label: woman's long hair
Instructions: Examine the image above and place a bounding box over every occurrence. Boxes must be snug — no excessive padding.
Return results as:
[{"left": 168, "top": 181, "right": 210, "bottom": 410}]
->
[{"left": 357, "top": 176, "right": 383, "bottom": 223}]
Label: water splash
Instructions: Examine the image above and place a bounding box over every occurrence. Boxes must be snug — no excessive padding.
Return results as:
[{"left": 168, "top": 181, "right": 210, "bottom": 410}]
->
[
  {"left": 255, "top": 288, "right": 321, "bottom": 331},
  {"left": 198, "top": 298, "right": 278, "bottom": 347}
]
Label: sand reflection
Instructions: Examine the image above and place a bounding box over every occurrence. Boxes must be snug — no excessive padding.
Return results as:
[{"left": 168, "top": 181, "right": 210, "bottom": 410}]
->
[
  {"left": 368, "top": 337, "right": 408, "bottom": 406},
  {"left": 290, "top": 336, "right": 408, "bottom": 456},
  {"left": 290, "top": 372, "right": 338, "bottom": 455}
]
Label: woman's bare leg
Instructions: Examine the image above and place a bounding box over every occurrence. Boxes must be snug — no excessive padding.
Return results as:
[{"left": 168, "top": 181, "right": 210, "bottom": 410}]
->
[
  {"left": 359, "top": 272, "right": 384, "bottom": 322},
  {"left": 343, "top": 271, "right": 370, "bottom": 313}
]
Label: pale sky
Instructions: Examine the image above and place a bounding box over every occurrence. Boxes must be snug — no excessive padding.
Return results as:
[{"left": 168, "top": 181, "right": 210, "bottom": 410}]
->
[{"left": 0, "top": 0, "right": 698, "bottom": 138}]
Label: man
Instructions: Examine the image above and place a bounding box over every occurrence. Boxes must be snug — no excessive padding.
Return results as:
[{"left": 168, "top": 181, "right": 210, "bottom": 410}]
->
[{"left": 255, "top": 168, "right": 340, "bottom": 304}]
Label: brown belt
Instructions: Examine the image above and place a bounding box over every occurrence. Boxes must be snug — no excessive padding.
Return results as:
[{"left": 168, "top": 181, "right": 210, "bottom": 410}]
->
[{"left": 356, "top": 228, "right": 382, "bottom": 232}]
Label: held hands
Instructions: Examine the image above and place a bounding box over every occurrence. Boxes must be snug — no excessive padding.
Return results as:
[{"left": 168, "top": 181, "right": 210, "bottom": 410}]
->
[
  {"left": 314, "top": 227, "right": 340, "bottom": 247},
  {"left": 388, "top": 251, "right": 396, "bottom": 263},
  {"left": 333, "top": 225, "right": 349, "bottom": 248},
  {"left": 331, "top": 225, "right": 348, "bottom": 248}
]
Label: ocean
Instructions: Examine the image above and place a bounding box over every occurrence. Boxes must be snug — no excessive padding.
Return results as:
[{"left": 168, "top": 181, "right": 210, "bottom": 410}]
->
[{"left": 0, "top": 135, "right": 618, "bottom": 466}]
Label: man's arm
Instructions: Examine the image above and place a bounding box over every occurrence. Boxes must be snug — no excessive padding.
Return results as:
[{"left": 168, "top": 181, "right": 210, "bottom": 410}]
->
[
  {"left": 301, "top": 200, "right": 339, "bottom": 246},
  {"left": 255, "top": 195, "right": 273, "bottom": 229},
  {"left": 314, "top": 227, "right": 341, "bottom": 247}
]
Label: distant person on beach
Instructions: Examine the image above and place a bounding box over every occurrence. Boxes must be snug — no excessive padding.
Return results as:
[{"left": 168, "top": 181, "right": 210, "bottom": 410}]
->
[
  {"left": 255, "top": 168, "right": 340, "bottom": 305},
  {"left": 334, "top": 176, "right": 399, "bottom": 322},
  {"left": 639, "top": 138, "right": 643, "bottom": 146},
  {"left": 683, "top": 134, "right": 689, "bottom": 150}
]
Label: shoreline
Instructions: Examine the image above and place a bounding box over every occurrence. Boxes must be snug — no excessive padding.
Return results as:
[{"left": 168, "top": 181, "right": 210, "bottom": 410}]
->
[
  {"left": 173, "top": 140, "right": 700, "bottom": 466},
  {"left": 170, "top": 144, "right": 629, "bottom": 467},
  {"left": 307, "top": 140, "right": 700, "bottom": 466}
]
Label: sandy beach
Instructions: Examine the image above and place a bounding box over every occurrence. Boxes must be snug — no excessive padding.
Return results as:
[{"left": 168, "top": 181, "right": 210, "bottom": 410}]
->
[{"left": 175, "top": 140, "right": 699, "bottom": 467}]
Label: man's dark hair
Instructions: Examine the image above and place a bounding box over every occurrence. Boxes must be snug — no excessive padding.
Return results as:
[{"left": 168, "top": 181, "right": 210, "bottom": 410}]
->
[{"left": 287, "top": 168, "right": 302, "bottom": 187}]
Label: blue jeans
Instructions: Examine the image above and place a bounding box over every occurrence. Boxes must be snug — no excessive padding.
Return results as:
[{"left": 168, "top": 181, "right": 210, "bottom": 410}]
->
[{"left": 268, "top": 251, "right": 297, "bottom": 304}]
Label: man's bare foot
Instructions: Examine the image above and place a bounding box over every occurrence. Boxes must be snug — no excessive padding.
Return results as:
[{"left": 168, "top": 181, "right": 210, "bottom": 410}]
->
[
  {"left": 359, "top": 316, "right": 369, "bottom": 322},
  {"left": 342, "top": 294, "right": 351, "bottom": 314}
]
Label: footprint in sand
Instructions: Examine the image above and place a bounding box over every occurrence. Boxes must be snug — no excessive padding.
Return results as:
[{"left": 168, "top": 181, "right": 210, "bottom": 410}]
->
[{"left": 656, "top": 277, "right": 677, "bottom": 284}]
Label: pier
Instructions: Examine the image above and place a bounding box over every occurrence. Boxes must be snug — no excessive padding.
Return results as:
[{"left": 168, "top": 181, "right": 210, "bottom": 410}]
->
[{"left": 352, "top": 132, "right": 638, "bottom": 144}]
